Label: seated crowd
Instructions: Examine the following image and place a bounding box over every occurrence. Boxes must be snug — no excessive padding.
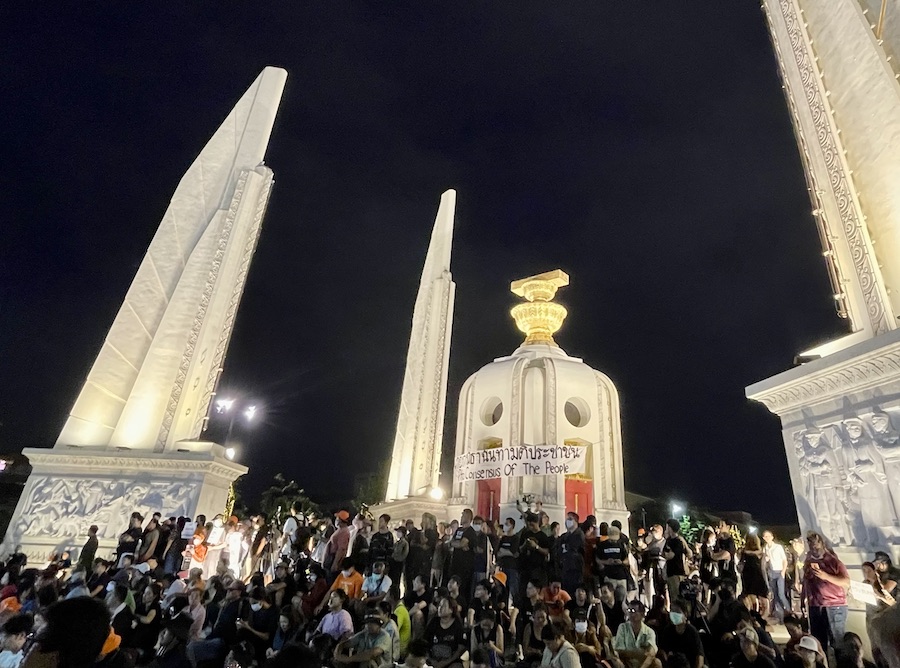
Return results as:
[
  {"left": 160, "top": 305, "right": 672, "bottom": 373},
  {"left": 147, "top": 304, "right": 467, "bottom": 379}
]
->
[{"left": 0, "top": 501, "right": 896, "bottom": 668}]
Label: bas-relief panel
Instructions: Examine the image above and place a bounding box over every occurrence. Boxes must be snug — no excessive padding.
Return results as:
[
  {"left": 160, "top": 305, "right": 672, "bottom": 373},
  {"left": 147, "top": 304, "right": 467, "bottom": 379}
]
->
[
  {"left": 15, "top": 474, "right": 200, "bottom": 540},
  {"left": 791, "top": 405, "right": 900, "bottom": 548}
]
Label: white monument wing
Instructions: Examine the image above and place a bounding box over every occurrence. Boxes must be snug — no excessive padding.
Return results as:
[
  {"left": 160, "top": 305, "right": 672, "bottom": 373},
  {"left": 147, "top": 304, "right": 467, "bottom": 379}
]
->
[{"left": 57, "top": 67, "right": 287, "bottom": 451}]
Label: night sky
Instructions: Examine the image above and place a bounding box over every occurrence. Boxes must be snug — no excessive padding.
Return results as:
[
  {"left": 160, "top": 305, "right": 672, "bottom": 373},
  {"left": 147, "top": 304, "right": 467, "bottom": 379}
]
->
[{"left": 2, "top": 4, "right": 848, "bottom": 525}]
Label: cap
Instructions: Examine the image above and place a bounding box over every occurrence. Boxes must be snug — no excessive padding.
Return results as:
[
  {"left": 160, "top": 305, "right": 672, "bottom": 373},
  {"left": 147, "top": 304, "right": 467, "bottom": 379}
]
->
[
  {"left": 492, "top": 571, "right": 507, "bottom": 587},
  {"left": 572, "top": 609, "right": 588, "bottom": 621},
  {"left": 335, "top": 510, "right": 350, "bottom": 521},
  {"left": 874, "top": 551, "right": 891, "bottom": 563},
  {"left": 797, "top": 635, "right": 826, "bottom": 660},
  {"left": 625, "top": 600, "right": 646, "bottom": 613},
  {"left": 364, "top": 614, "right": 384, "bottom": 626},
  {"left": 133, "top": 562, "right": 150, "bottom": 574}
]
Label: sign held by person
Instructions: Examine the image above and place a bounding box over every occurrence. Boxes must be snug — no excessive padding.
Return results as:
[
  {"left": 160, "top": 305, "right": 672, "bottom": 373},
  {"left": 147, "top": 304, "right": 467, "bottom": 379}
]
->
[{"left": 454, "top": 444, "right": 588, "bottom": 481}]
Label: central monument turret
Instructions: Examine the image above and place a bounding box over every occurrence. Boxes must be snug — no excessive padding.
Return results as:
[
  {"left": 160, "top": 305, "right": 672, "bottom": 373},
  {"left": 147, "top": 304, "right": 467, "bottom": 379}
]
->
[{"left": 449, "top": 271, "right": 627, "bottom": 528}]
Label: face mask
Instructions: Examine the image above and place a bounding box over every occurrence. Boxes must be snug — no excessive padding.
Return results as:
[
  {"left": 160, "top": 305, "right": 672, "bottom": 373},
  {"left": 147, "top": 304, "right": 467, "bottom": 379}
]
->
[
  {"left": 342, "top": 569, "right": 352, "bottom": 577},
  {"left": 473, "top": 524, "right": 483, "bottom": 532},
  {"left": 565, "top": 519, "right": 575, "bottom": 530},
  {"left": 213, "top": 519, "right": 223, "bottom": 528},
  {"left": 669, "top": 612, "right": 685, "bottom": 625},
  {"left": 106, "top": 582, "right": 115, "bottom": 593},
  {"left": 574, "top": 621, "right": 588, "bottom": 633},
  {"left": 251, "top": 602, "right": 262, "bottom": 612}
]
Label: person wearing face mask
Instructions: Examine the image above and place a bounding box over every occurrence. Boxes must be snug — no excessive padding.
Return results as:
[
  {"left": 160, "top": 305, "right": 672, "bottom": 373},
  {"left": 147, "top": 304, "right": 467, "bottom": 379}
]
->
[
  {"left": 301, "top": 563, "right": 330, "bottom": 619},
  {"left": 320, "top": 557, "right": 365, "bottom": 611},
  {"left": 557, "top": 512, "right": 586, "bottom": 598},
  {"left": 657, "top": 602, "right": 704, "bottom": 668},
  {"left": 564, "top": 610, "right": 603, "bottom": 668},
  {"left": 496, "top": 518, "right": 521, "bottom": 604},
  {"left": 471, "top": 516, "right": 490, "bottom": 590},
  {"left": 236, "top": 587, "right": 278, "bottom": 663}
]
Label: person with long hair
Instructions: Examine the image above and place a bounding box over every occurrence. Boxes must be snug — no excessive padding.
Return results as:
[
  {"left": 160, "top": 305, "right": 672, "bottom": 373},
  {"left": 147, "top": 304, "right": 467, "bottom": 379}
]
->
[
  {"left": 131, "top": 583, "right": 162, "bottom": 659},
  {"left": 739, "top": 535, "right": 769, "bottom": 618},
  {"left": 522, "top": 604, "right": 550, "bottom": 667}
]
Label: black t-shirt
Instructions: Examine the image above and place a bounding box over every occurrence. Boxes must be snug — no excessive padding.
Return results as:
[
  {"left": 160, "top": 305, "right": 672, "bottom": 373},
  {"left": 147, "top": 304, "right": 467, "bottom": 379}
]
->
[
  {"left": 425, "top": 617, "right": 466, "bottom": 662},
  {"left": 369, "top": 530, "right": 394, "bottom": 567},
  {"left": 558, "top": 529, "right": 585, "bottom": 573},
  {"left": 469, "top": 597, "right": 496, "bottom": 621},
  {"left": 596, "top": 539, "right": 628, "bottom": 580},
  {"left": 665, "top": 537, "right": 687, "bottom": 577},
  {"left": 716, "top": 535, "right": 737, "bottom": 580},
  {"left": 519, "top": 529, "right": 551, "bottom": 574},
  {"left": 564, "top": 599, "right": 600, "bottom": 627},
  {"left": 240, "top": 604, "right": 279, "bottom": 660},
  {"left": 601, "top": 599, "right": 625, "bottom": 635},
  {"left": 659, "top": 624, "right": 705, "bottom": 665},
  {"left": 403, "top": 588, "right": 432, "bottom": 612},
  {"left": 450, "top": 526, "right": 478, "bottom": 574},
  {"left": 87, "top": 571, "right": 110, "bottom": 596},
  {"left": 497, "top": 534, "right": 520, "bottom": 571}
]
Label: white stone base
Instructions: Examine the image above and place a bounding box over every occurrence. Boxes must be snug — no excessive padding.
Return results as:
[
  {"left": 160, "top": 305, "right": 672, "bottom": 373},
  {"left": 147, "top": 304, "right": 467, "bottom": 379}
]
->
[
  {"left": 1, "top": 443, "right": 247, "bottom": 564},
  {"left": 373, "top": 496, "right": 452, "bottom": 525}
]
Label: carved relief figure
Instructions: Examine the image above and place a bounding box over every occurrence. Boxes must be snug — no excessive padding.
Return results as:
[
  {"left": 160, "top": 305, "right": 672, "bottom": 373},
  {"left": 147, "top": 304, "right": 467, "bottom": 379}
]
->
[
  {"left": 794, "top": 426, "right": 849, "bottom": 545},
  {"left": 839, "top": 417, "right": 895, "bottom": 547},
  {"left": 16, "top": 476, "right": 200, "bottom": 540},
  {"left": 867, "top": 410, "right": 900, "bottom": 542}
]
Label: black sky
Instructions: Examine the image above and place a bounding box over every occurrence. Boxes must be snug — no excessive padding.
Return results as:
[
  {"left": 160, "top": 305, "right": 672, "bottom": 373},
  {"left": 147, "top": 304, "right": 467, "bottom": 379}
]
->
[{"left": 2, "top": 3, "right": 848, "bottom": 524}]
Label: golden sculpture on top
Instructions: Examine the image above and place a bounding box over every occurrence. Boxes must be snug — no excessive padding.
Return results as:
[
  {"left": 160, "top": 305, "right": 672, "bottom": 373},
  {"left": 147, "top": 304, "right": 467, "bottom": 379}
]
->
[{"left": 510, "top": 269, "right": 570, "bottom": 346}]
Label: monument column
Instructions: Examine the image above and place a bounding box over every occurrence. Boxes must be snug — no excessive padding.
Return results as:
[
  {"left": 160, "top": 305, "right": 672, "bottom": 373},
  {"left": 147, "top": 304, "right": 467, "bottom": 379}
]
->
[
  {"left": 2, "top": 67, "right": 286, "bottom": 562},
  {"left": 378, "top": 191, "right": 457, "bottom": 522}
]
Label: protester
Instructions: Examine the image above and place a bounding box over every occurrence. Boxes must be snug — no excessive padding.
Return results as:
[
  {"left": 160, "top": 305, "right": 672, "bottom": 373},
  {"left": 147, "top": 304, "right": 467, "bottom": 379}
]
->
[{"left": 801, "top": 531, "right": 850, "bottom": 653}]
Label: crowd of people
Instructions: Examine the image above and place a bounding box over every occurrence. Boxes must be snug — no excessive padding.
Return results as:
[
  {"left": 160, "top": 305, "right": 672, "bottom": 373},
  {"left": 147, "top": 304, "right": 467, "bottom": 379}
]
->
[{"left": 0, "top": 501, "right": 897, "bottom": 668}]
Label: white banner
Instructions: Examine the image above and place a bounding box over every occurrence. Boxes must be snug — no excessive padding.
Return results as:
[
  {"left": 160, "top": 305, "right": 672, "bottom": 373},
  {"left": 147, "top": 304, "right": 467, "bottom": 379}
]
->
[
  {"left": 454, "top": 444, "right": 588, "bottom": 482},
  {"left": 849, "top": 580, "right": 878, "bottom": 606}
]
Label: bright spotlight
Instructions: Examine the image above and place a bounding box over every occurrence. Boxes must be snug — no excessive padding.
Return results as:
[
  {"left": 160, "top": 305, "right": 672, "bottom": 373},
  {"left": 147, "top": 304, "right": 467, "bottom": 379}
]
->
[
  {"left": 215, "top": 398, "right": 235, "bottom": 413},
  {"left": 244, "top": 405, "right": 257, "bottom": 421},
  {"left": 429, "top": 487, "right": 444, "bottom": 500},
  {"left": 748, "top": 525, "right": 758, "bottom": 534},
  {"left": 224, "top": 447, "right": 236, "bottom": 460},
  {"left": 671, "top": 502, "right": 684, "bottom": 517}
]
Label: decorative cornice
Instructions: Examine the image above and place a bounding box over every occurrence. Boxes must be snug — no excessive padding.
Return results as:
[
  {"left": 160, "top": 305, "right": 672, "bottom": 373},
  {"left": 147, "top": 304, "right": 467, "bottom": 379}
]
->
[
  {"left": 765, "top": 0, "right": 890, "bottom": 334},
  {"left": 748, "top": 343, "right": 900, "bottom": 414},
  {"left": 23, "top": 449, "right": 247, "bottom": 480}
]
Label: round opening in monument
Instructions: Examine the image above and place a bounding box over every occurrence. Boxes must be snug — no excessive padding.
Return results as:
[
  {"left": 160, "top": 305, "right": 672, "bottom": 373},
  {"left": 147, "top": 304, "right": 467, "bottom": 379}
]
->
[
  {"left": 481, "top": 397, "right": 503, "bottom": 426},
  {"left": 564, "top": 398, "right": 590, "bottom": 428}
]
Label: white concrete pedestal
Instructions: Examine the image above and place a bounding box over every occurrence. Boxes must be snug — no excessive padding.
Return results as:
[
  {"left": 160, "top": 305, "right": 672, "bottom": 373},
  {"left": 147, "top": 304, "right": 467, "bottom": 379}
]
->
[
  {"left": 373, "top": 495, "right": 451, "bottom": 526},
  {"left": 1, "top": 442, "right": 246, "bottom": 564},
  {"left": 747, "top": 328, "right": 900, "bottom": 657}
]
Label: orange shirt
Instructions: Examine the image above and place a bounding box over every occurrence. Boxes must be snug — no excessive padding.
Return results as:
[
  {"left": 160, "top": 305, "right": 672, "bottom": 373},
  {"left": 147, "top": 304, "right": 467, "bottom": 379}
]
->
[
  {"left": 539, "top": 586, "right": 571, "bottom": 619},
  {"left": 328, "top": 569, "right": 365, "bottom": 599}
]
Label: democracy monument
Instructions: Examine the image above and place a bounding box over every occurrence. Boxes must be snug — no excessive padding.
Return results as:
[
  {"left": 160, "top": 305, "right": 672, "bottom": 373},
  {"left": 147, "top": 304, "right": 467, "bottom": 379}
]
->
[{"left": 6, "top": 3, "right": 900, "bottom": 604}]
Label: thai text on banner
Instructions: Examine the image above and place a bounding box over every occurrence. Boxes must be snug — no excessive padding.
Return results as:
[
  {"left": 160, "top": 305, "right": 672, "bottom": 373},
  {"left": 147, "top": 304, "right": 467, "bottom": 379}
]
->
[{"left": 453, "top": 444, "right": 588, "bottom": 481}]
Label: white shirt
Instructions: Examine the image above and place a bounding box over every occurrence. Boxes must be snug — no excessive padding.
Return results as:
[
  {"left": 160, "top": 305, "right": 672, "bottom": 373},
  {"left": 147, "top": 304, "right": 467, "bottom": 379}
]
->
[
  {"left": 764, "top": 542, "right": 787, "bottom": 572},
  {"left": 282, "top": 516, "right": 299, "bottom": 556},
  {"left": 0, "top": 649, "right": 23, "bottom": 668}
]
